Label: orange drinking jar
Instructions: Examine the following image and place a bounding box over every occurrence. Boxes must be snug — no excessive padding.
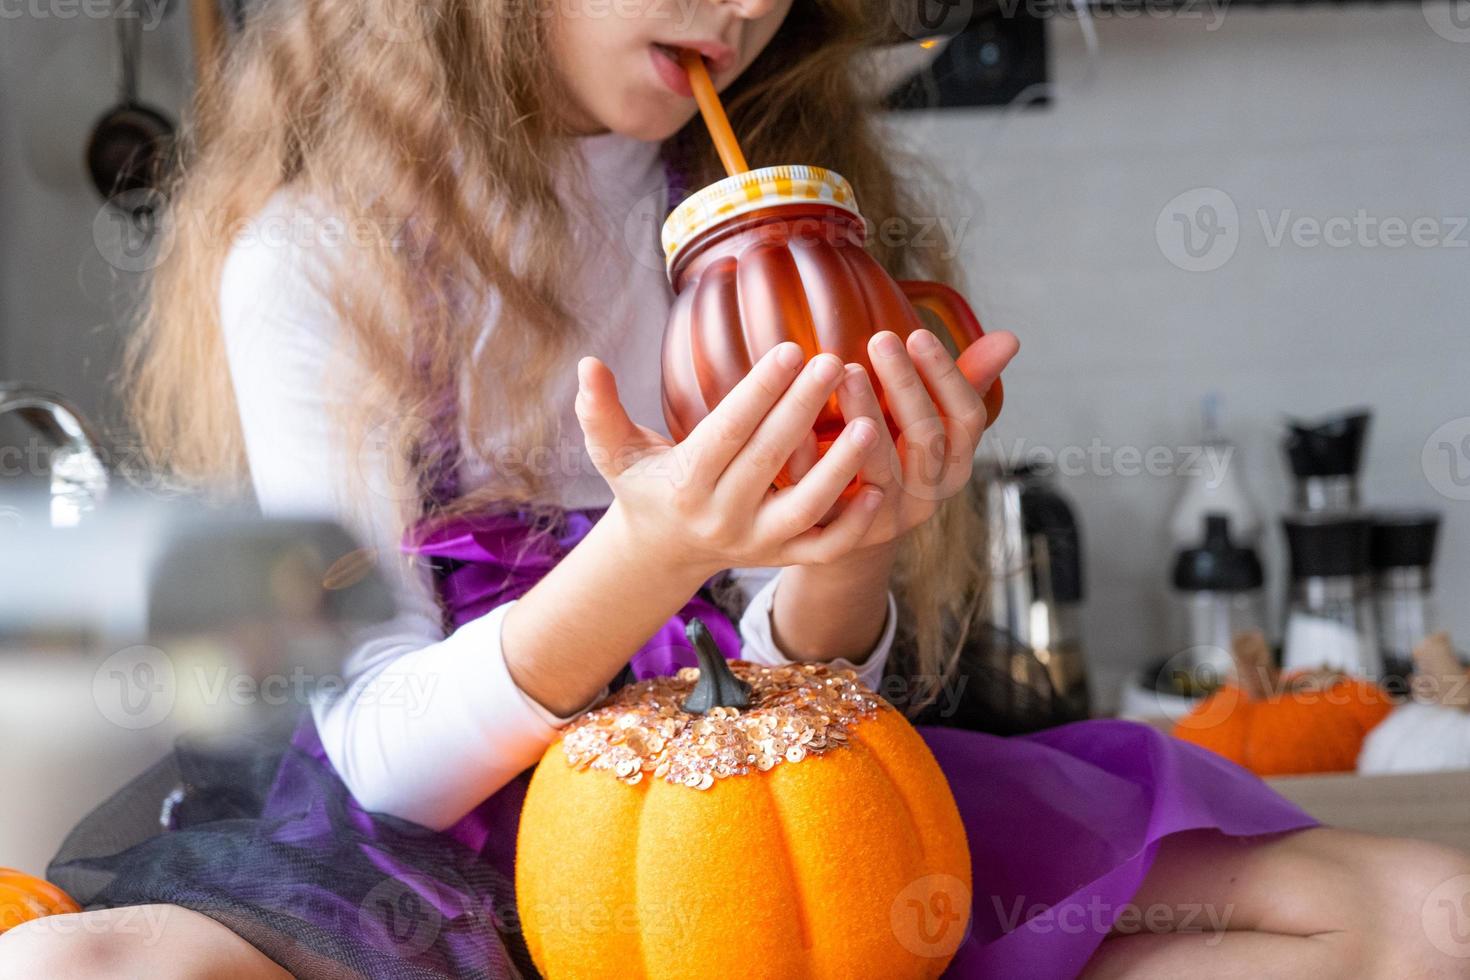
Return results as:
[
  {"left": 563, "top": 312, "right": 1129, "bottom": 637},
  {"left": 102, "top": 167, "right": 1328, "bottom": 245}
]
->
[{"left": 659, "top": 165, "right": 1003, "bottom": 484}]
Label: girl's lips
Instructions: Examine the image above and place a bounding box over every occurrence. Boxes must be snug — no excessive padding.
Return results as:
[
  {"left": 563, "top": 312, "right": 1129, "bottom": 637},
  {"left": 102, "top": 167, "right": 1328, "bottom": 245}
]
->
[{"left": 649, "top": 43, "right": 696, "bottom": 98}]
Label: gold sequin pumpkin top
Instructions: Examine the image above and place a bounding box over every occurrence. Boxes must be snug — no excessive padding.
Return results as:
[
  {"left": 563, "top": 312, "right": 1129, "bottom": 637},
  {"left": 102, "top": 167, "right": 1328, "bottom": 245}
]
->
[{"left": 561, "top": 655, "right": 883, "bottom": 791}]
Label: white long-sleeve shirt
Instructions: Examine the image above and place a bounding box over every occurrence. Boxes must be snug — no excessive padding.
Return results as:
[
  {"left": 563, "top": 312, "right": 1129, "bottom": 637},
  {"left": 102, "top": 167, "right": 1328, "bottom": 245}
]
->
[{"left": 218, "top": 131, "right": 895, "bottom": 830}]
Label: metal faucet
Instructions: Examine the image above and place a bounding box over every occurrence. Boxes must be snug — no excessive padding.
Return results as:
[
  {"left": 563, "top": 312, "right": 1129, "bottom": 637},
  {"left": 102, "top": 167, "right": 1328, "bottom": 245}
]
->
[{"left": 0, "top": 383, "right": 109, "bottom": 527}]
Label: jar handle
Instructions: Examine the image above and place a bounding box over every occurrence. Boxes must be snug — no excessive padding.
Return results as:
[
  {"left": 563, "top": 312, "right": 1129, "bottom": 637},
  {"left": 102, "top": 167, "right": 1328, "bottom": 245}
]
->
[{"left": 897, "top": 280, "right": 1005, "bottom": 426}]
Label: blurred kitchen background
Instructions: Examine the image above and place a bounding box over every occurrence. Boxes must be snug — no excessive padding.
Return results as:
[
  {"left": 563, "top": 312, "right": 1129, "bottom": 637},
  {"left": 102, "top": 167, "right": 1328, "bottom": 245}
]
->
[
  {"left": 889, "top": 3, "right": 1470, "bottom": 706},
  {"left": 3, "top": 0, "right": 1469, "bottom": 870}
]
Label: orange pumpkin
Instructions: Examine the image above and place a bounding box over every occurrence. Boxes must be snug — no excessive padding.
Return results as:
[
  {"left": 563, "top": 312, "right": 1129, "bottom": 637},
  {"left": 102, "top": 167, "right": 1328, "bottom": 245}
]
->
[
  {"left": 516, "top": 620, "right": 971, "bottom": 979},
  {"left": 0, "top": 868, "right": 80, "bottom": 935},
  {"left": 1172, "top": 631, "right": 1395, "bottom": 776}
]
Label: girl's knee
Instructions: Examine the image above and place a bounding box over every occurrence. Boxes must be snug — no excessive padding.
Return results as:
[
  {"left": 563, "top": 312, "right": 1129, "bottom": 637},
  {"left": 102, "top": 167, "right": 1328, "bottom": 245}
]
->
[
  {"left": 0, "top": 904, "right": 273, "bottom": 980},
  {"left": 1356, "top": 837, "right": 1470, "bottom": 977},
  {"left": 0, "top": 913, "right": 127, "bottom": 977},
  {"left": 1361, "top": 836, "right": 1470, "bottom": 907}
]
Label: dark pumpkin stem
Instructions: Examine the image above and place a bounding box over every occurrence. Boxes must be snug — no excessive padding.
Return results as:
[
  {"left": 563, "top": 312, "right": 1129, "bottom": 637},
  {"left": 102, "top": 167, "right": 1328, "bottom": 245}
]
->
[{"left": 681, "top": 618, "right": 750, "bottom": 714}]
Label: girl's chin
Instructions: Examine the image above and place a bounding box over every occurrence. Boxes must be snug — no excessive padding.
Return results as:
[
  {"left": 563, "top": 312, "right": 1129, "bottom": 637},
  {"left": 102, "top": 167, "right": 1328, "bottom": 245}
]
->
[{"left": 593, "top": 99, "right": 696, "bottom": 143}]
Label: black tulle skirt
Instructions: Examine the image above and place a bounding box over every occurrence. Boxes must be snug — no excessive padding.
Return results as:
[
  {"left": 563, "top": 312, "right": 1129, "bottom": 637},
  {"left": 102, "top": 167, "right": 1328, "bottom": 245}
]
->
[{"left": 50, "top": 714, "right": 535, "bottom": 979}]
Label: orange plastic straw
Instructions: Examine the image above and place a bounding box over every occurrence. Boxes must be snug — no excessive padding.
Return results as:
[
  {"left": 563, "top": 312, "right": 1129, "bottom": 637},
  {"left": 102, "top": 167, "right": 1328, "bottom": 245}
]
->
[{"left": 680, "top": 49, "right": 749, "bottom": 177}]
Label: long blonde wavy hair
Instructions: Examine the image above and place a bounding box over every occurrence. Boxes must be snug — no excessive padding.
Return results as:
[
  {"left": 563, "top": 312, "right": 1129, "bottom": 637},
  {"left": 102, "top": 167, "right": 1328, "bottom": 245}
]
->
[{"left": 123, "top": 0, "right": 987, "bottom": 713}]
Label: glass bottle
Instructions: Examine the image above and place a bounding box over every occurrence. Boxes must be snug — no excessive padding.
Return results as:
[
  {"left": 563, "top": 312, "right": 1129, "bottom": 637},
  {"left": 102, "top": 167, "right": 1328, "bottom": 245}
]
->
[
  {"left": 1171, "top": 513, "right": 1267, "bottom": 688},
  {"left": 1370, "top": 511, "right": 1441, "bottom": 696},
  {"left": 659, "top": 165, "right": 1003, "bottom": 485},
  {"left": 1281, "top": 514, "right": 1381, "bottom": 678}
]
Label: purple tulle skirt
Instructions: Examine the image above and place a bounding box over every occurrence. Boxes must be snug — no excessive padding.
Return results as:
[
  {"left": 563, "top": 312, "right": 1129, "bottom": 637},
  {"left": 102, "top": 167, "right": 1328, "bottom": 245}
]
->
[{"left": 50, "top": 508, "right": 1316, "bottom": 979}]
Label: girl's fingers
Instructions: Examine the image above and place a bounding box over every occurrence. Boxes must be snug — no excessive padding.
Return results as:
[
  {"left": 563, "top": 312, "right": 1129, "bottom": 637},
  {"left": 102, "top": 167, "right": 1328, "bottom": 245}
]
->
[
  {"left": 783, "top": 429, "right": 820, "bottom": 484},
  {"left": 869, "top": 331, "right": 961, "bottom": 499},
  {"left": 679, "top": 342, "right": 806, "bottom": 487},
  {"left": 756, "top": 416, "right": 878, "bottom": 542},
  {"left": 789, "top": 427, "right": 845, "bottom": 528},
  {"left": 719, "top": 353, "right": 847, "bottom": 502},
  {"left": 836, "top": 364, "right": 901, "bottom": 491},
  {"left": 906, "top": 328, "right": 990, "bottom": 449},
  {"left": 869, "top": 330, "right": 939, "bottom": 433},
  {"left": 575, "top": 357, "right": 648, "bottom": 477},
  {"left": 955, "top": 330, "right": 1020, "bottom": 405},
  {"left": 777, "top": 485, "right": 886, "bottom": 566}
]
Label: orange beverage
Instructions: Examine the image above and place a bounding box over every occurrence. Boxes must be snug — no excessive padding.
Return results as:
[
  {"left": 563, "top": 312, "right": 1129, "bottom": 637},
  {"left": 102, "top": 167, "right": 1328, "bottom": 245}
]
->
[{"left": 659, "top": 165, "right": 1003, "bottom": 485}]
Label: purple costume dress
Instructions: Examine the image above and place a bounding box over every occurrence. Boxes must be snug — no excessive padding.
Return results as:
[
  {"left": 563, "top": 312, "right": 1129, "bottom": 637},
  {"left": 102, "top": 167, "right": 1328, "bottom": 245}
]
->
[{"left": 50, "top": 504, "right": 1316, "bottom": 979}]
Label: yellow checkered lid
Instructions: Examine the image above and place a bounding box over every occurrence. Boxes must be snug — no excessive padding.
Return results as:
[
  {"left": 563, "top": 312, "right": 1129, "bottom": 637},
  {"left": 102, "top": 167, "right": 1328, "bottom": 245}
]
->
[{"left": 661, "top": 165, "right": 862, "bottom": 277}]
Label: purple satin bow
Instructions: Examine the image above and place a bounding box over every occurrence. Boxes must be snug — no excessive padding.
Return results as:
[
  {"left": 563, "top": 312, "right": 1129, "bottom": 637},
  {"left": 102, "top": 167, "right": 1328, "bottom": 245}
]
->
[{"left": 401, "top": 507, "right": 741, "bottom": 680}]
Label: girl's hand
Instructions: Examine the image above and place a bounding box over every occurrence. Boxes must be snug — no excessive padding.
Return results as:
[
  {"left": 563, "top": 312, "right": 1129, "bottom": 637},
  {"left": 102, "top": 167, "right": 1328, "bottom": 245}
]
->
[
  {"left": 784, "top": 328, "right": 1019, "bottom": 549},
  {"left": 575, "top": 343, "right": 889, "bottom": 579}
]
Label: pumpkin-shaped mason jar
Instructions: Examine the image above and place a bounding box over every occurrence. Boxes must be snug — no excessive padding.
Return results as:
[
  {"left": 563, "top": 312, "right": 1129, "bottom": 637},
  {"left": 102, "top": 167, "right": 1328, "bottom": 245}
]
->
[{"left": 660, "top": 165, "right": 1003, "bottom": 484}]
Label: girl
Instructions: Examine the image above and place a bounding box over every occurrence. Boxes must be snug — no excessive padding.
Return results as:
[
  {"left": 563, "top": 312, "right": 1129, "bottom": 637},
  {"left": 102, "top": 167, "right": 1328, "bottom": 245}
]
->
[{"left": 6, "top": 0, "right": 1469, "bottom": 977}]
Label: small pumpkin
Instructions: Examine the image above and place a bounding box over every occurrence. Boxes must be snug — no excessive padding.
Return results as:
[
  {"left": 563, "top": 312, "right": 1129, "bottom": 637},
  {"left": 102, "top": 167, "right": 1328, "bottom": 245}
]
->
[
  {"left": 1172, "top": 631, "right": 1395, "bottom": 776},
  {"left": 0, "top": 868, "right": 80, "bottom": 935},
  {"left": 1359, "top": 633, "right": 1470, "bottom": 775},
  {"left": 516, "top": 620, "right": 972, "bottom": 979}
]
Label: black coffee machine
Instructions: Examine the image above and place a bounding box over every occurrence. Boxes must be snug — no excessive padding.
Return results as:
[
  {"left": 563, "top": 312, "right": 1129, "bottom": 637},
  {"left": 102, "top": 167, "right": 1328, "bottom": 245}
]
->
[{"left": 892, "top": 459, "right": 1088, "bottom": 735}]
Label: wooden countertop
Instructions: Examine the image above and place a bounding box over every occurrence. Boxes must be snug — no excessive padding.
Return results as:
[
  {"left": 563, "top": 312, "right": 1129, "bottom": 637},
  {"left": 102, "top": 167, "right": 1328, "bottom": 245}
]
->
[
  {"left": 1128, "top": 715, "right": 1470, "bottom": 852},
  {"left": 1267, "top": 770, "right": 1470, "bottom": 852}
]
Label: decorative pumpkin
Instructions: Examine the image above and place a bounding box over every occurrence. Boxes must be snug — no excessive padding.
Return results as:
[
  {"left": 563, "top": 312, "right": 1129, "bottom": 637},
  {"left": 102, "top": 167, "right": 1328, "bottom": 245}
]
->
[
  {"left": 0, "top": 868, "right": 80, "bottom": 935},
  {"left": 659, "top": 166, "right": 1003, "bottom": 486},
  {"left": 1172, "top": 631, "right": 1395, "bottom": 776},
  {"left": 1359, "top": 633, "right": 1470, "bottom": 775},
  {"left": 516, "top": 620, "right": 972, "bottom": 979}
]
